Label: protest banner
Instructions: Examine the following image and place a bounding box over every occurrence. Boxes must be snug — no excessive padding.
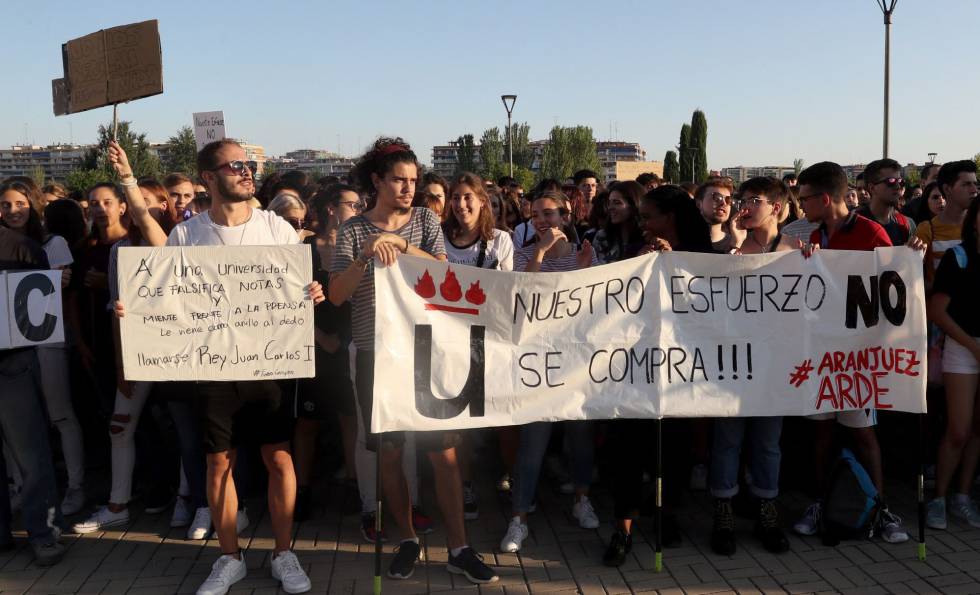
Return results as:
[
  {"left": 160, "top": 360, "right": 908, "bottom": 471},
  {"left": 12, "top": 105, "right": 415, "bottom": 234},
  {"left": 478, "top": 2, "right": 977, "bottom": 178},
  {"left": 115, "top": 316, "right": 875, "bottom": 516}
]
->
[
  {"left": 0, "top": 270, "right": 64, "bottom": 350},
  {"left": 372, "top": 248, "right": 928, "bottom": 432},
  {"left": 52, "top": 20, "right": 163, "bottom": 116},
  {"left": 193, "top": 111, "right": 226, "bottom": 151},
  {"left": 117, "top": 245, "right": 314, "bottom": 381}
]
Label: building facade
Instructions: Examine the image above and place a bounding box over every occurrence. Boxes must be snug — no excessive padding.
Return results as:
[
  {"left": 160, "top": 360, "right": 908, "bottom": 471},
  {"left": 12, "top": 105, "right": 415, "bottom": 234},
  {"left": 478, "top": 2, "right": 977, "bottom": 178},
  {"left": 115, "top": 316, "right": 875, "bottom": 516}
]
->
[
  {"left": 264, "top": 149, "right": 356, "bottom": 180},
  {"left": 0, "top": 145, "right": 88, "bottom": 182}
]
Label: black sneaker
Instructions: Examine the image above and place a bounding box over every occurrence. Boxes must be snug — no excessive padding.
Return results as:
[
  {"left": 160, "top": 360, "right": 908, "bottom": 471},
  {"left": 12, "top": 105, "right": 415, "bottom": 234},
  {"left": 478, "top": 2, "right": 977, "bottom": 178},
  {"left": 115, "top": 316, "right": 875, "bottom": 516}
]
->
[
  {"left": 447, "top": 547, "right": 498, "bottom": 584},
  {"left": 463, "top": 482, "right": 479, "bottom": 521},
  {"left": 361, "top": 512, "right": 386, "bottom": 544},
  {"left": 32, "top": 541, "right": 65, "bottom": 567},
  {"left": 711, "top": 498, "right": 736, "bottom": 556},
  {"left": 388, "top": 539, "right": 421, "bottom": 580},
  {"left": 754, "top": 498, "right": 789, "bottom": 553},
  {"left": 602, "top": 530, "right": 632, "bottom": 567},
  {"left": 294, "top": 487, "right": 311, "bottom": 523}
]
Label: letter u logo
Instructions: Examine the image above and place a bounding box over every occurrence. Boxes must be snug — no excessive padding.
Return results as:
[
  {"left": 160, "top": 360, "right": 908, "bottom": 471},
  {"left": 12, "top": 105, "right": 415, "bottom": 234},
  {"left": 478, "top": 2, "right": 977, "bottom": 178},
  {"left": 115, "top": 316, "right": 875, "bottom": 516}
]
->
[{"left": 414, "top": 324, "right": 485, "bottom": 419}]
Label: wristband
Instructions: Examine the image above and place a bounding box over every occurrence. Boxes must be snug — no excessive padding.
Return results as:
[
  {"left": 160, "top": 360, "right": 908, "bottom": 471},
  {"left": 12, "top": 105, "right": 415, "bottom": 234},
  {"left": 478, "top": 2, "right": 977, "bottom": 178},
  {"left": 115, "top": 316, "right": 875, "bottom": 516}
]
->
[
  {"left": 402, "top": 237, "right": 409, "bottom": 253},
  {"left": 121, "top": 179, "right": 138, "bottom": 188}
]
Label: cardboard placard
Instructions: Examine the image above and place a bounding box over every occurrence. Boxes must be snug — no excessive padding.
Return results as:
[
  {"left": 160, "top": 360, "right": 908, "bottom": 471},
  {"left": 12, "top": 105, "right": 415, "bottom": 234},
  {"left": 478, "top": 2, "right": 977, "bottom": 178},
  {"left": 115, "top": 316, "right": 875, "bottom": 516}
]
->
[
  {"left": 52, "top": 20, "right": 163, "bottom": 116},
  {"left": 0, "top": 271, "right": 64, "bottom": 350},
  {"left": 193, "top": 111, "right": 226, "bottom": 151}
]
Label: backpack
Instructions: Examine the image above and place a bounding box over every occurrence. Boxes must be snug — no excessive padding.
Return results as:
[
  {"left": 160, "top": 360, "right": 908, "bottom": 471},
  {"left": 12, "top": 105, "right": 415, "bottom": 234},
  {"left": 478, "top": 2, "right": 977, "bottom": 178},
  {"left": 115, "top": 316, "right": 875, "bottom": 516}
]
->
[
  {"left": 820, "top": 448, "right": 882, "bottom": 545},
  {"left": 951, "top": 244, "right": 968, "bottom": 268}
]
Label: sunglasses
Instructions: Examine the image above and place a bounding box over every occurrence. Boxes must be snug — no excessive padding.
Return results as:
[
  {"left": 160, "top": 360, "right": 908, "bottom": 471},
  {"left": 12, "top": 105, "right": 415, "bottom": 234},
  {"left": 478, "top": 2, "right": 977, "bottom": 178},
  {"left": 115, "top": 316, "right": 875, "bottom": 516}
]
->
[
  {"left": 210, "top": 160, "right": 251, "bottom": 175},
  {"left": 873, "top": 177, "right": 905, "bottom": 188},
  {"left": 284, "top": 217, "right": 304, "bottom": 230},
  {"left": 709, "top": 192, "right": 732, "bottom": 205},
  {"left": 338, "top": 200, "right": 365, "bottom": 211}
]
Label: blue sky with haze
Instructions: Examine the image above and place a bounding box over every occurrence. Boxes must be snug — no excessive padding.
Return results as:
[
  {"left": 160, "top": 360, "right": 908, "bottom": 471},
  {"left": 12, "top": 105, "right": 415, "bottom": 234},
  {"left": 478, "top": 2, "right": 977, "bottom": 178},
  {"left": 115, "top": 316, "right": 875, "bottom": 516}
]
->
[{"left": 2, "top": 0, "right": 977, "bottom": 169}]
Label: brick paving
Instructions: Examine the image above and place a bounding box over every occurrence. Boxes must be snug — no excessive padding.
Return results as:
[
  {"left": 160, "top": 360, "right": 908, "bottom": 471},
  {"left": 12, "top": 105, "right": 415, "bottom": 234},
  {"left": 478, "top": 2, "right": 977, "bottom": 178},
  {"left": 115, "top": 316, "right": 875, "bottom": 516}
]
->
[{"left": 3, "top": 443, "right": 980, "bottom": 593}]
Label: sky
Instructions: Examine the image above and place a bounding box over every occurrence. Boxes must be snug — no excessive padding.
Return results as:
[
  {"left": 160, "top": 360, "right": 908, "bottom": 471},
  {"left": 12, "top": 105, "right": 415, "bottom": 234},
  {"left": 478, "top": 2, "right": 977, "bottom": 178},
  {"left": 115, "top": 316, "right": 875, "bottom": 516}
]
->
[{"left": 2, "top": 0, "right": 978, "bottom": 170}]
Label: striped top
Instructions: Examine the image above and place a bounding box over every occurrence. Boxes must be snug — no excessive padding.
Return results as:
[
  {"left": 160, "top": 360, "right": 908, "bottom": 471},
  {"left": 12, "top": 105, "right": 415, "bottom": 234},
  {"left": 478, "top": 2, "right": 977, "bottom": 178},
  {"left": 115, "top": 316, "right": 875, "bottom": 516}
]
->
[{"left": 513, "top": 242, "right": 600, "bottom": 272}]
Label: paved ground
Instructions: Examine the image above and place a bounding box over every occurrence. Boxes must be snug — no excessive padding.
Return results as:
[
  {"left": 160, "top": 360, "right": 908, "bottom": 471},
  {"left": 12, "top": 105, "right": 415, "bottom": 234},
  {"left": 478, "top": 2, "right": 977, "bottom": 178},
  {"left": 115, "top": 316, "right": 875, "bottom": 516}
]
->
[{"left": 3, "top": 440, "right": 980, "bottom": 594}]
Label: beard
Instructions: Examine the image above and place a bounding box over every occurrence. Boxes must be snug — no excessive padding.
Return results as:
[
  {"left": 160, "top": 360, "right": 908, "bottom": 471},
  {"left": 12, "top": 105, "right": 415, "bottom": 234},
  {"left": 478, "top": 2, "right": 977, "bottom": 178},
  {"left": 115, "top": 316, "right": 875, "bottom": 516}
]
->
[
  {"left": 394, "top": 205, "right": 411, "bottom": 215},
  {"left": 217, "top": 177, "right": 254, "bottom": 203}
]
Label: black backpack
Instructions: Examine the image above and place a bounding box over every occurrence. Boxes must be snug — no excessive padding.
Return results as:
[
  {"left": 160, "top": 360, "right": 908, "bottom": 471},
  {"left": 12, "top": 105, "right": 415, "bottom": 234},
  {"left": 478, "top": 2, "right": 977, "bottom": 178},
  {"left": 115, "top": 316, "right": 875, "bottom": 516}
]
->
[{"left": 820, "top": 448, "right": 882, "bottom": 546}]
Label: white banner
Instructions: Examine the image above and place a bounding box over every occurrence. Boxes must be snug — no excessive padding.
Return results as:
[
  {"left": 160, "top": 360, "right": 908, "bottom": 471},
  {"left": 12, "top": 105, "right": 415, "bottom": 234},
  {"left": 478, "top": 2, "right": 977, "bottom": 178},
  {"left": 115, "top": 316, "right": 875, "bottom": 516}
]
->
[
  {"left": 0, "top": 270, "right": 64, "bottom": 350},
  {"left": 118, "top": 246, "right": 314, "bottom": 381},
  {"left": 192, "top": 111, "right": 226, "bottom": 152},
  {"left": 373, "top": 249, "right": 928, "bottom": 432}
]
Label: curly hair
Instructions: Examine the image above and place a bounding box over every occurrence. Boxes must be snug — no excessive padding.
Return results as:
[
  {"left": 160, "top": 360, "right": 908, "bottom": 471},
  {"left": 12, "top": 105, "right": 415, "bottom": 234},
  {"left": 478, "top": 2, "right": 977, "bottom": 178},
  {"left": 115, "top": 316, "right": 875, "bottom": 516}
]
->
[{"left": 352, "top": 137, "right": 420, "bottom": 199}]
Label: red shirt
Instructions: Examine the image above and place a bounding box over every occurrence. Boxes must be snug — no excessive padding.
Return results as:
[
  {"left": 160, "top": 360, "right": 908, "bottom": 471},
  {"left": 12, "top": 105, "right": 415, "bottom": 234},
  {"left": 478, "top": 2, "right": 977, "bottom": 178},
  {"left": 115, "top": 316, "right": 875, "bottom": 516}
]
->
[{"left": 809, "top": 212, "right": 892, "bottom": 251}]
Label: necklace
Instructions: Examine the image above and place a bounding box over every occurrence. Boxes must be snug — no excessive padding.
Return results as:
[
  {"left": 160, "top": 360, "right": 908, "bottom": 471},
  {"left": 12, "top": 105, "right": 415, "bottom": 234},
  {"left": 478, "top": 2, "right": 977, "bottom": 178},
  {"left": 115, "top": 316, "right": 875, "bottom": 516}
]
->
[
  {"left": 212, "top": 211, "right": 250, "bottom": 246},
  {"left": 748, "top": 233, "right": 773, "bottom": 253}
]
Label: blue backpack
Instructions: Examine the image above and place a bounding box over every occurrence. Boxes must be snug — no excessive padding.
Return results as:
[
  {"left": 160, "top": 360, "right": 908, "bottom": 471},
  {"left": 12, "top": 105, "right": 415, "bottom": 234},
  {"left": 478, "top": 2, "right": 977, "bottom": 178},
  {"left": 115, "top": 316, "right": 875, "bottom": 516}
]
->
[
  {"left": 951, "top": 244, "right": 968, "bottom": 269},
  {"left": 820, "top": 448, "right": 882, "bottom": 545}
]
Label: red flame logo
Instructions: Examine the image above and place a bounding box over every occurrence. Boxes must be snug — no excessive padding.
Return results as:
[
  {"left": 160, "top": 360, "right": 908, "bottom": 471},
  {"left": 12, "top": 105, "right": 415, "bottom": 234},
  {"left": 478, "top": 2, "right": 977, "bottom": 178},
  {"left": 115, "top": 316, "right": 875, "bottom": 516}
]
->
[
  {"left": 414, "top": 267, "right": 485, "bottom": 315},
  {"left": 414, "top": 270, "right": 435, "bottom": 298},
  {"left": 440, "top": 268, "right": 463, "bottom": 302},
  {"left": 465, "top": 281, "right": 486, "bottom": 305}
]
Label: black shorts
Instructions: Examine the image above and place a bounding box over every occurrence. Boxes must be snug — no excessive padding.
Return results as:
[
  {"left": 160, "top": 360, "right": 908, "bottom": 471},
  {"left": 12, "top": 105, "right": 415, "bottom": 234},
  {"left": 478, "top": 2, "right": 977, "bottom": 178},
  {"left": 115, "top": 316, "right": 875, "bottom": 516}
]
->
[
  {"left": 355, "top": 349, "right": 460, "bottom": 453},
  {"left": 288, "top": 347, "right": 355, "bottom": 420},
  {"left": 195, "top": 380, "right": 294, "bottom": 453}
]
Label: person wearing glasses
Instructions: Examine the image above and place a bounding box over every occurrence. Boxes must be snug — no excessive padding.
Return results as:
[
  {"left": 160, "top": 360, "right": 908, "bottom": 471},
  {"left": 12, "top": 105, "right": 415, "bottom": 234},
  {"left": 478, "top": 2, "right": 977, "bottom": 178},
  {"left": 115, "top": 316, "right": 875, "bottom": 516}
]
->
[
  {"left": 268, "top": 193, "right": 314, "bottom": 241},
  {"left": 694, "top": 177, "right": 745, "bottom": 254},
  {"left": 855, "top": 159, "right": 916, "bottom": 247}
]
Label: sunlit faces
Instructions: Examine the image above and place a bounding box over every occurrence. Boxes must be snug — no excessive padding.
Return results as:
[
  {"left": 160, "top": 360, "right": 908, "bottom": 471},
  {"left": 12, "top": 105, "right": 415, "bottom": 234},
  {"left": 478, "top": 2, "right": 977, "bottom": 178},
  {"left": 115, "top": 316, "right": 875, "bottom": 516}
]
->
[
  {"left": 944, "top": 172, "right": 979, "bottom": 210},
  {"left": 425, "top": 183, "right": 446, "bottom": 213},
  {"left": 140, "top": 187, "right": 168, "bottom": 225},
  {"left": 0, "top": 190, "right": 31, "bottom": 229},
  {"left": 88, "top": 186, "right": 126, "bottom": 230},
  {"left": 638, "top": 200, "right": 671, "bottom": 243},
  {"left": 335, "top": 190, "right": 362, "bottom": 225},
  {"left": 450, "top": 184, "right": 484, "bottom": 229},
  {"left": 530, "top": 197, "right": 565, "bottom": 234},
  {"left": 738, "top": 195, "right": 780, "bottom": 229},
  {"left": 373, "top": 162, "right": 417, "bottom": 212},
  {"left": 844, "top": 188, "right": 860, "bottom": 209},
  {"left": 797, "top": 184, "right": 829, "bottom": 223},
  {"left": 697, "top": 185, "right": 731, "bottom": 225},
  {"left": 607, "top": 191, "right": 634, "bottom": 225},
  {"left": 926, "top": 186, "right": 946, "bottom": 216},
  {"left": 577, "top": 177, "right": 598, "bottom": 202},
  {"left": 280, "top": 207, "right": 307, "bottom": 231},
  {"left": 204, "top": 144, "right": 254, "bottom": 203},
  {"left": 168, "top": 181, "right": 195, "bottom": 215},
  {"left": 868, "top": 167, "right": 904, "bottom": 207}
]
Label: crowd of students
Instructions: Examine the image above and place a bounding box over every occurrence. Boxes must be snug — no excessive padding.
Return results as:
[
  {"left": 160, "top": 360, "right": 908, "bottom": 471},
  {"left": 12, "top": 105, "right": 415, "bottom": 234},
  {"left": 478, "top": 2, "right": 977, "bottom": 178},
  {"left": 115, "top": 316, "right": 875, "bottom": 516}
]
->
[{"left": 0, "top": 135, "right": 977, "bottom": 595}]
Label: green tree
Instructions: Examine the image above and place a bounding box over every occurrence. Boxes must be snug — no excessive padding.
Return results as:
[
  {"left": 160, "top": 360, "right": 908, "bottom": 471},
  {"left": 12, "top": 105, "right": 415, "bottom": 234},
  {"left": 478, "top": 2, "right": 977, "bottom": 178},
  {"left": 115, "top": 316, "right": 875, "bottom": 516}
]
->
[
  {"left": 663, "top": 150, "right": 680, "bottom": 184},
  {"left": 455, "top": 134, "right": 478, "bottom": 174},
  {"left": 505, "top": 122, "right": 534, "bottom": 170},
  {"left": 82, "top": 120, "right": 162, "bottom": 180},
  {"left": 260, "top": 161, "right": 280, "bottom": 180},
  {"left": 65, "top": 168, "right": 111, "bottom": 194},
  {"left": 511, "top": 166, "right": 536, "bottom": 192},
  {"left": 678, "top": 124, "right": 692, "bottom": 183},
  {"left": 28, "top": 165, "right": 47, "bottom": 186},
  {"left": 793, "top": 158, "right": 805, "bottom": 176},
  {"left": 690, "top": 110, "right": 708, "bottom": 183},
  {"left": 540, "top": 125, "right": 600, "bottom": 182},
  {"left": 479, "top": 127, "right": 504, "bottom": 180},
  {"left": 164, "top": 126, "right": 198, "bottom": 175}
]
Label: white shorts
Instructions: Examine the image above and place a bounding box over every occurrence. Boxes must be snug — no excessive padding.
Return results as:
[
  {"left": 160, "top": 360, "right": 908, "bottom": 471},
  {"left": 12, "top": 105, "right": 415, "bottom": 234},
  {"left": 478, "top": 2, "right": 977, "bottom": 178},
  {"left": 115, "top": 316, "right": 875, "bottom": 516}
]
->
[
  {"left": 808, "top": 408, "right": 877, "bottom": 428},
  {"left": 942, "top": 336, "right": 980, "bottom": 375}
]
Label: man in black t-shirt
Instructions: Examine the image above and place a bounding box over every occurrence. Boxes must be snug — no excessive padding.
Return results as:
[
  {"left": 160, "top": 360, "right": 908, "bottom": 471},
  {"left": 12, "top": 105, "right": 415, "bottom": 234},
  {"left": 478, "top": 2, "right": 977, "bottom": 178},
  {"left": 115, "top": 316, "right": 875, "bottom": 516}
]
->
[{"left": 0, "top": 226, "right": 65, "bottom": 566}]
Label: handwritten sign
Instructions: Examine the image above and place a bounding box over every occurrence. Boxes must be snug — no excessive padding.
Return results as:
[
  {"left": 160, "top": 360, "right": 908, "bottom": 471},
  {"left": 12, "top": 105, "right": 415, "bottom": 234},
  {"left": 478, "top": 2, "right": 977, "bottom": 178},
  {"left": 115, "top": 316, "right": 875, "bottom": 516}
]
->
[
  {"left": 117, "top": 246, "right": 314, "bottom": 381},
  {"left": 53, "top": 20, "right": 163, "bottom": 116},
  {"left": 0, "top": 271, "right": 64, "bottom": 350},
  {"left": 193, "top": 111, "right": 226, "bottom": 152},
  {"left": 371, "top": 248, "right": 928, "bottom": 432}
]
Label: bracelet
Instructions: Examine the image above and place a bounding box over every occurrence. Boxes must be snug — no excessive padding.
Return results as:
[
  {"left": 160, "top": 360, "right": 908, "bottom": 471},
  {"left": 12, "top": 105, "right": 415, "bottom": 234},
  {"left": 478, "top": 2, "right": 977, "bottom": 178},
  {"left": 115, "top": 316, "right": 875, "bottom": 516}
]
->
[
  {"left": 121, "top": 179, "right": 138, "bottom": 188},
  {"left": 402, "top": 237, "right": 409, "bottom": 253}
]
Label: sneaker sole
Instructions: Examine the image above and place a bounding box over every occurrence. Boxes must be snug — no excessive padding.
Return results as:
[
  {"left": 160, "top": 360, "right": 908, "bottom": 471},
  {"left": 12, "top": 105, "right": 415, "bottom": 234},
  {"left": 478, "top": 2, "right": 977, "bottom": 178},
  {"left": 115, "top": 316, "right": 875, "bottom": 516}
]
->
[
  {"left": 927, "top": 520, "right": 947, "bottom": 530},
  {"left": 464, "top": 511, "right": 480, "bottom": 521},
  {"left": 73, "top": 518, "right": 129, "bottom": 534},
  {"left": 387, "top": 568, "right": 415, "bottom": 580},
  {"left": 447, "top": 564, "right": 499, "bottom": 584},
  {"left": 272, "top": 574, "right": 311, "bottom": 594},
  {"left": 187, "top": 529, "right": 213, "bottom": 540}
]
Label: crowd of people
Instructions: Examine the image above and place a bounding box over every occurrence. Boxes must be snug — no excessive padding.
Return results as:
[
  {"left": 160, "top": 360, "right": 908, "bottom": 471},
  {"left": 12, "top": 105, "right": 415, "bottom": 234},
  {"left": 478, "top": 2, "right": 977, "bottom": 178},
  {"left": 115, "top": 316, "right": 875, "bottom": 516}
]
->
[{"left": 0, "top": 134, "right": 977, "bottom": 595}]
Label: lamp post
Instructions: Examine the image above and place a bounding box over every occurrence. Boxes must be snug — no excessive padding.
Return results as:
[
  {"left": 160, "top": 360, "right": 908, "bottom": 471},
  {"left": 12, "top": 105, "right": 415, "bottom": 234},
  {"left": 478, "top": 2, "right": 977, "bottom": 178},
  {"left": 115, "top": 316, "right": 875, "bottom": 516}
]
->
[
  {"left": 501, "top": 95, "right": 517, "bottom": 177},
  {"left": 877, "top": 0, "right": 898, "bottom": 159},
  {"left": 928, "top": 152, "right": 937, "bottom": 164},
  {"left": 687, "top": 147, "right": 698, "bottom": 183}
]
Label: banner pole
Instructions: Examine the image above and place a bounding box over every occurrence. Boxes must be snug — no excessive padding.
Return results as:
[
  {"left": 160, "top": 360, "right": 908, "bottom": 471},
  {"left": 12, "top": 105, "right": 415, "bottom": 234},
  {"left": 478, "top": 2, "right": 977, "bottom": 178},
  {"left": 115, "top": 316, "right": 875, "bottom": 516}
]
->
[
  {"left": 655, "top": 417, "right": 663, "bottom": 572},
  {"left": 112, "top": 103, "right": 119, "bottom": 141},
  {"left": 374, "top": 432, "right": 383, "bottom": 595},
  {"left": 917, "top": 414, "right": 926, "bottom": 561}
]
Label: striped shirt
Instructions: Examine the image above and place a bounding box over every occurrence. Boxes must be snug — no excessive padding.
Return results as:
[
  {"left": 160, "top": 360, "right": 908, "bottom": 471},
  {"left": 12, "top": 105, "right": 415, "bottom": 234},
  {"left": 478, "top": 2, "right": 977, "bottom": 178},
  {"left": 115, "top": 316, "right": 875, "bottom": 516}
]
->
[
  {"left": 513, "top": 242, "right": 600, "bottom": 272},
  {"left": 330, "top": 207, "right": 445, "bottom": 351}
]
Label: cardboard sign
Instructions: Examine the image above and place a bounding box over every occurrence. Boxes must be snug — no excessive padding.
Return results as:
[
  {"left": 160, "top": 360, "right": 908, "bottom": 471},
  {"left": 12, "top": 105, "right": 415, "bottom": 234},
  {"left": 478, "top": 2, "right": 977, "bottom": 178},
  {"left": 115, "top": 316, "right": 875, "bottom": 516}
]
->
[
  {"left": 52, "top": 20, "right": 163, "bottom": 116},
  {"left": 118, "top": 246, "right": 315, "bottom": 381},
  {"left": 193, "top": 111, "right": 226, "bottom": 151},
  {"left": 372, "top": 248, "right": 928, "bottom": 432},
  {"left": 0, "top": 271, "right": 64, "bottom": 350}
]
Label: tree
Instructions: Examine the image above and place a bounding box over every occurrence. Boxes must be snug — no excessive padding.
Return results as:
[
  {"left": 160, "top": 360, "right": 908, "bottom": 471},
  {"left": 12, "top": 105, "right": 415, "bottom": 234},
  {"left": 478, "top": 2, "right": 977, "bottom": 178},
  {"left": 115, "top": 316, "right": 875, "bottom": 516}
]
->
[
  {"left": 82, "top": 120, "right": 162, "bottom": 180},
  {"left": 663, "top": 150, "right": 680, "bottom": 184},
  {"left": 455, "top": 134, "right": 478, "bottom": 175},
  {"left": 690, "top": 110, "right": 708, "bottom": 183},
  {"left": 28, "top": 165, "right": 47, "bottom": 187},
  {"left": 505, "top": 122, "right": 534, "bottom": 170},
  {"left": 511, "top": 166, "right": 536, "bottom": 192},
  {"left": 164, "top": 126, "right": 198, "bottom": 175},
  {"left": 678, "top": 124, "right": 692, "bottom": 183},
  {"left": 479, "top": 127, "right": 504, "bottom": 180},
  {"left": 793, "top": 158, "right": 805, "bottom": 176},
  {"left": 260, "top": 161, "right": 279, "bottom": 180},
  {"left": 540, "top": 125, "right": 601, "bottom": 182},
  {"left": 65, "top": 168, "right": 111, "bottom": 194}
]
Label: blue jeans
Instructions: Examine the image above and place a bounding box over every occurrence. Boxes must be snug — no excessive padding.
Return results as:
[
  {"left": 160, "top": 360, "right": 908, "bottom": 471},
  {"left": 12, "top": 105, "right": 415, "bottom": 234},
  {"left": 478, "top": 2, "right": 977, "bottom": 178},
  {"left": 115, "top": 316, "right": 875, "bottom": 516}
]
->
[
  {"left": 0, "top": 350, "right": 62, "bottom": 545},
  {"left": 513, "top": 421, "right": 594, "bottom": 514},
  {"left": 709, "top": 416, "right": 783, "bottom": 500},
  {"left": 168, "top": 400, "right": 208, "bottom": 510}
]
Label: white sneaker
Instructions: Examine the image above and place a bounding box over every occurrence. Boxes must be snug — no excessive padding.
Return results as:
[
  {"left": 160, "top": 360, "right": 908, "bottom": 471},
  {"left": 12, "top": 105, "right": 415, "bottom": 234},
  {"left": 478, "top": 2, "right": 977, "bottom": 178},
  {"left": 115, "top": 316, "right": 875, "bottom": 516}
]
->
[
  {"left": 949, "top": 496, "right": 980, "bottom": 528},
  {"left": 793, "top": 502, "right": 821, "bottom": 536},
  {"left": 499, "top": 516, "right": 528, "bottom": 553},
  {"left": 188, "top": 507, "right": 212, "bottom": 540},
  {"left": 271, "top": 550, "right": 312, "bottom": 594},
  {"left": 72, "top": 506, "right": 129, "bottom": 534},
  {"left": 236, "top": 509, "right": 250, "bottom": 534},
  {"left": 61, "top": 487, "right": 85, "bottom": 516},
  {"left": 689, "top": 464, "right": 708, "bottom": 491},
  {"left": 196, "top": 553, "right": 246, "bottom": 595},
  {"left": 572, "top": 496, "right": 600, "bottom": 529},
  {"left": 171, "top": 497, "right": 192, "bottom": 528},
  {"left": 877, "top": 508, "right": 909, "bottom": 544}
]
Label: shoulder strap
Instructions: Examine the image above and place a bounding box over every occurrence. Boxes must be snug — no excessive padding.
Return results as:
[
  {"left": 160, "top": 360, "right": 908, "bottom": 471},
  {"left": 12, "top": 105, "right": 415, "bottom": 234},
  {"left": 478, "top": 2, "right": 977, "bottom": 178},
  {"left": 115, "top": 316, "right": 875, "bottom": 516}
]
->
[
  {"left": 895, "top": 212, "right": 910, "bottom": 233},
  {"left": 475, "top": 239, "right": 488, "bottom": 268},
  {"left": 952, "top": 244, "right": 968, "bottom": 269}
]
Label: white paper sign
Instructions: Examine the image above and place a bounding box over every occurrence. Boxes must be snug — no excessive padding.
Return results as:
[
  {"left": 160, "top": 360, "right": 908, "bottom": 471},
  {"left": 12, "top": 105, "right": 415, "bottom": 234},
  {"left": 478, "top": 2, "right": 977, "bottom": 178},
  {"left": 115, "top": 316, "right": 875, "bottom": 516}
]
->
[
  {"left": 372, "top": 248, "right": 928, "bottom": 432},
  {"left": 118, "top": 245, "right": 314, "bottom": 381},
  {"left": 192, "top": 111, "right": 225, "bottom": 151},
  {"left": 0, "top": 270, "right": 64, "bottom": 350}
]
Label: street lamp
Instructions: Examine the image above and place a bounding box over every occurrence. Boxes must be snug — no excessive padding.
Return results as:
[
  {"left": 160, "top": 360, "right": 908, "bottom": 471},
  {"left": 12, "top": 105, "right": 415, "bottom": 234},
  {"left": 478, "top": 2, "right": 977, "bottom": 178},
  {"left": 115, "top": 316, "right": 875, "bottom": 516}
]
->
[
  {"left": 501, "top": 94, "right": 517, "bottom": 177},
  {"left": 687, "top": 147, "right": 698, "bottom": 183},
  {"left": 927, "top": 152, "right": 937, "bottom": 164},
  {"left": 876, "top": 0, "right": 898, "bottom": 159}
]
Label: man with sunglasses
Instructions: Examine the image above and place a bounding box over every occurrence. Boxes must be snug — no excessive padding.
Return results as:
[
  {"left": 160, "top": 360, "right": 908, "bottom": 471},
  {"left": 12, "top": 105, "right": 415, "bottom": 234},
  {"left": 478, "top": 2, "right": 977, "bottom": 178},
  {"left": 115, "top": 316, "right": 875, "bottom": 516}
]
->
[
  {"left": 163, "top": 140, "right": 323, "bottom": 595},
  {"left": 694, "top": 177, "right": 744, "bottom": 253},
  {"left": 856, "top": 159, "right": 917, "bottom": 246}
]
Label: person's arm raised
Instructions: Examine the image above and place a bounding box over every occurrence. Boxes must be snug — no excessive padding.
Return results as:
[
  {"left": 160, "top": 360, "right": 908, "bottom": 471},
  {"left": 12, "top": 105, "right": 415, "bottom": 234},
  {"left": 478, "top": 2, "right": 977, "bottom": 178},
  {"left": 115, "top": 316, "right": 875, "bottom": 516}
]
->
[{"left": 108, "top": 141, "right": 168, "bottom": 246}]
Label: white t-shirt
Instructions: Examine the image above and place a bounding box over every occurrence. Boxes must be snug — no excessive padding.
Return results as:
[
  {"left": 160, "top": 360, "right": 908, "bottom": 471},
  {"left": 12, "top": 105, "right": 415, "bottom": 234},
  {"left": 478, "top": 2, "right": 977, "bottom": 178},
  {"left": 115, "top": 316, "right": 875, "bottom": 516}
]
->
[
  {"left": 42, "top": 235, "right": 73, "bottom": 268},
  {"left": 166, "top": 208, "right": 299, "bottom": 247},
  {"left": 445, "top": 229, "right": 514, "bottom": 271}
]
